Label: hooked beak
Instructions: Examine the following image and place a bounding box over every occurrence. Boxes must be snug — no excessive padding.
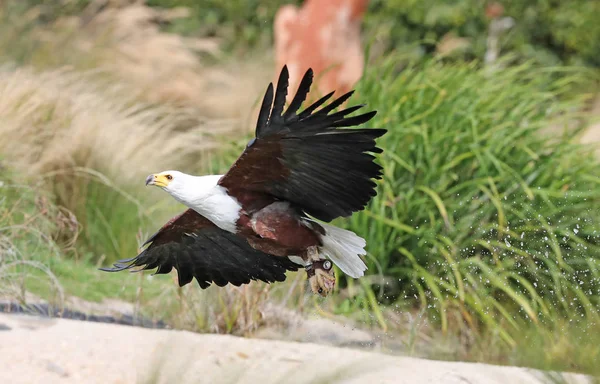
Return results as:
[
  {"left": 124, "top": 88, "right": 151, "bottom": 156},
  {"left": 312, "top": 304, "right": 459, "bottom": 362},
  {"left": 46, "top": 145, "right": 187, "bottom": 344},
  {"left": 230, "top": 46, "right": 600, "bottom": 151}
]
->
[
  {"left": 145, "top": 174, "right": 155, "bottom": 186},
  {"left": 146, "top": 173, "right": 170, "bottom": 188}
]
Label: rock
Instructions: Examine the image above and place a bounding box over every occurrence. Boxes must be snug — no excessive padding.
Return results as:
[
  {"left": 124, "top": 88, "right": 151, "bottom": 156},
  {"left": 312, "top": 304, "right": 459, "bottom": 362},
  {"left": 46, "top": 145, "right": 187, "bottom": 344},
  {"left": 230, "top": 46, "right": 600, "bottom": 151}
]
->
[
  {"left": 45, "top": 361, "right": 69, "bottom": 378},
  {"left": 0, "top": 313, "right": 593, "bottom": 384},
  {"left": 274, "top": 0, "right": 369, "bottom": 103},
  {"left": 0, "top": 299, "right": 167, "bottom": 329},
  {"left": 256, "top": 303, "right": 381, "bottom": 350}
]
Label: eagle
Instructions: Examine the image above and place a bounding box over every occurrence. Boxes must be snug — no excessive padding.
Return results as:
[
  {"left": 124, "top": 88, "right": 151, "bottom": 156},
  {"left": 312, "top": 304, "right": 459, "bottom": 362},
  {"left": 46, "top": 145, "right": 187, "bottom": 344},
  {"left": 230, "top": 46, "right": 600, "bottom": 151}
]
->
[{"left": 101, "top": 65, "right": 386, "bottom": 296}]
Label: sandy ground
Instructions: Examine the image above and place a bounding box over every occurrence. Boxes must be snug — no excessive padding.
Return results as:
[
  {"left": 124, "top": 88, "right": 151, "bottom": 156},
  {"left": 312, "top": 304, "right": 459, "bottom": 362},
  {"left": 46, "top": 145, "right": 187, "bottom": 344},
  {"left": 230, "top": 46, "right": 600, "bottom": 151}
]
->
[{"left": 0, "top": 313, "right": 592, "bottom": 384}]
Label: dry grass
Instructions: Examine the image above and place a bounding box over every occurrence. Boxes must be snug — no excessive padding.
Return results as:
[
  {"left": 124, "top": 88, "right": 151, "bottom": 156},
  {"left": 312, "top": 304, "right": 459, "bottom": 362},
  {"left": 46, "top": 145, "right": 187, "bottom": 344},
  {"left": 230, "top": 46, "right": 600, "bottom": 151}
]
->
[
  {"left": 0, "top": 65, "right": 227, "bottom": 179},
  {"left": 84, "top": 3, "right": 273, "bottom": 118},
  {"left": 0, "top": 1, "right": 277, "bottom": 263},
  {"left": 0, "top": 2, "right": 273, "bottom": 122},
  {"left": 0, "top": 177, "right": 69, "bottom": 310},
  {"left": 137, "top": 270, "right": 311, "bottom": 335},
  {"left": 0, "top": 65, "right": 236, "bottom": 261}
]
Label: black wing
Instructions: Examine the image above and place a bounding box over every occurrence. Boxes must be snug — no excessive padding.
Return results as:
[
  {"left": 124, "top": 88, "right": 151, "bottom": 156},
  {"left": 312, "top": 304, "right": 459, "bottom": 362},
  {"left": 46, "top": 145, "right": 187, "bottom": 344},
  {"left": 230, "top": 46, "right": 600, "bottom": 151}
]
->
[
  {"left": 218, "top": 65, "right": 386, "bottom": 222},
  {"left": 100, "top": 209, "right": 301, "bottom": 288}
]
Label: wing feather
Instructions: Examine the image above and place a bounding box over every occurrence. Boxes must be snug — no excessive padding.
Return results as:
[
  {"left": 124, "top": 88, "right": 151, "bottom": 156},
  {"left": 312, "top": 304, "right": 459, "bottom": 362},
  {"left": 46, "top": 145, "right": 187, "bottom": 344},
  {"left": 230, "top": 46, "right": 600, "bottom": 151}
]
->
[
  {"left": 283, "top": 68, "right": 313, "bottom": 120},
  {"left": 100, "top": 209, "right": 301, "bottom": 288},
  {"left": 255, "top": 83, "right": 274, "bottom": 136},
  {"left": 269, "top": 65, "right": 290, "bottom": 127},
  {"left": 297, "top": 91, "right": 335, "bottom": 119},
  {"left": 219, "top": 66, "right": 386, "bottom": 222}
]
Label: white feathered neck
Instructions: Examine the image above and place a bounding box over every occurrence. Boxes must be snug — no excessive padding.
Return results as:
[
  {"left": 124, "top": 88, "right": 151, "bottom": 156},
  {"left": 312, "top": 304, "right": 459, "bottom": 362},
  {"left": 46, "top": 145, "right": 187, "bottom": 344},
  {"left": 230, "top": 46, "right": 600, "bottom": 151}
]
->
[{"left": 160, "top": 171, "right": 241, "bottom": 233}]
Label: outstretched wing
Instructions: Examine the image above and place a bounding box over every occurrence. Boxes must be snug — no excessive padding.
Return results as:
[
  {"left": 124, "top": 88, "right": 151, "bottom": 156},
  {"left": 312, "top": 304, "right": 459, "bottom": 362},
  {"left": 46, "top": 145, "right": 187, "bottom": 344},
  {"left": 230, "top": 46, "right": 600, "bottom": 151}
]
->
[
  {"left": 218, "top": 65, "right": 386, "bottom": 222},
  {"left": 100, "top": 209, "right": 301, "bottom": 288}
]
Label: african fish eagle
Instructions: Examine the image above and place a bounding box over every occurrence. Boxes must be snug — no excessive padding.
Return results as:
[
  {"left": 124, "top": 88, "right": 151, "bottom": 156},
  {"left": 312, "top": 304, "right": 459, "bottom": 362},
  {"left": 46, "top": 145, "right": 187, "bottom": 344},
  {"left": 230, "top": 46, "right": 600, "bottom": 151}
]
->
[{"left": 100, "top": 65, "right": 386, "bottom": 296}]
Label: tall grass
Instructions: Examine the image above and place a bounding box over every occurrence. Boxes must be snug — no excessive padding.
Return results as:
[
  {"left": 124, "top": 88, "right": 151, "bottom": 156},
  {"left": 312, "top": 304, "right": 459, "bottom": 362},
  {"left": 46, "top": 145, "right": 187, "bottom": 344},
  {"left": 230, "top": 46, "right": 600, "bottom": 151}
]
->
[
  {"left": 0, "top": 66, "right": 221, "bottom": 262},
  {"left": 0, "top": 170, "right": 67, "bottom": 307},
  {"left": 0, "top": 1, "right": 273, "bottom": 120},
  {"left": 345, "top": 58, "right": 600, "bottom": 347}
]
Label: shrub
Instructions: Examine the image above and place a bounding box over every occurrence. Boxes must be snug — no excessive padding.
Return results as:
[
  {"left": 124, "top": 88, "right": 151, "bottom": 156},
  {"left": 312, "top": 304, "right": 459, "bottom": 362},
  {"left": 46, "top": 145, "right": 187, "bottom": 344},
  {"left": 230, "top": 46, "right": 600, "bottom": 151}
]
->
[
  {"left": 365, "top": 0, "right": 600, "bottom": 67},
  {"left": 346, "top": 58, "right": 600, "bottom": 344}
]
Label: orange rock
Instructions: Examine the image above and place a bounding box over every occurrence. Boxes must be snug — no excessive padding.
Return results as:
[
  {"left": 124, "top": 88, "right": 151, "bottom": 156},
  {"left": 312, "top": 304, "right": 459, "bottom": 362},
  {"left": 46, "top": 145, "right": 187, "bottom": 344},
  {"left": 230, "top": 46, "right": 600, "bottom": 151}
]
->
[
  {"left": 274, "top": 0, "right": 369, "bottom": 103},
  {"left": 485, "top": 2, "right": 504, "bottom": 19}
]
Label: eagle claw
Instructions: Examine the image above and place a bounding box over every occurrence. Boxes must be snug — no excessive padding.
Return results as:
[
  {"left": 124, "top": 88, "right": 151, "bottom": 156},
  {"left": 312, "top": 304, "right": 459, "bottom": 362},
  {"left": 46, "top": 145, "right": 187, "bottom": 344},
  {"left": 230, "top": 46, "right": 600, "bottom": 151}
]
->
[{"left": 306, "top": 259, "right": 335, "bottom": 297}]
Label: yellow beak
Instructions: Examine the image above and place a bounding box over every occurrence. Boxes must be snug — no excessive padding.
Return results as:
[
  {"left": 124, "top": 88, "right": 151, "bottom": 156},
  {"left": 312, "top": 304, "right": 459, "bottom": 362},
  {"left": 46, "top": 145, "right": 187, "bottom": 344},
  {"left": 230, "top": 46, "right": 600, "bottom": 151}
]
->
[{"left": 145, "top": 174, "right": 169, "bottom": 187}]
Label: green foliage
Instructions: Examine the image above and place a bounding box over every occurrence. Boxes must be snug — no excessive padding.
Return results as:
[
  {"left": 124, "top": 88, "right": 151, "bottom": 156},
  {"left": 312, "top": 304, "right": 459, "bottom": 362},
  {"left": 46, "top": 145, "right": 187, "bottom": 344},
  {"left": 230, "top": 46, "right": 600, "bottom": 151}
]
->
[
  {"left": 0, "top": 1, "right": 109, "bottom": 68},
  {"left": 0, "top": 169, "right": 66, "bottom": 304},
  {"left": 419, "top": 314, "right": 600, "bottom": 376},
  {"left": 45, "top": 169, "right": 154, "bottom": 264},
  {"left": 347, "top": 57, "right": 600, "bottom": 344},
  {"left": 0, "top": 167, "right": 167, "bottom": 304},
  {"left": 7, "top": 0, "right": 90, "bottom": 21},
  {"left": 5, "top": 0, "right": 599, "bottom": 67},
  {"left": 508, "top": 319, "right": 600, "bottom": 376},
  {"left": 366, "top": 0, "right": 600, "bottom": 67},
  {"left": 146, "top": 0, "right": 302, "bottom": 52},
  {"left": 142, "top": 0, "right": 600, "bottom": 67}
]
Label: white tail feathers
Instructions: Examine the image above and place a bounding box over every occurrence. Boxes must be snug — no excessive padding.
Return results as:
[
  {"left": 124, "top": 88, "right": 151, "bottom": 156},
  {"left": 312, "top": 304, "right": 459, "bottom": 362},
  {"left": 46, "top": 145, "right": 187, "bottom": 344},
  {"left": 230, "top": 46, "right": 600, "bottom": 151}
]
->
[{"left": 317, "top": 222, "right": 368, "bottom": 278}]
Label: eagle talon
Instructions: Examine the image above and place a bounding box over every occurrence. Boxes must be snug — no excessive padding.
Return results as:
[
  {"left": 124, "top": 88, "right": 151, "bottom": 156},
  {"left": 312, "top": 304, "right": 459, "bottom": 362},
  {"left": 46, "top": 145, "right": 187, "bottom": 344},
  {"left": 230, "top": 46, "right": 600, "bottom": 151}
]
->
[{"left": 306, "top": 259, "right": 335, "bottom": 297}]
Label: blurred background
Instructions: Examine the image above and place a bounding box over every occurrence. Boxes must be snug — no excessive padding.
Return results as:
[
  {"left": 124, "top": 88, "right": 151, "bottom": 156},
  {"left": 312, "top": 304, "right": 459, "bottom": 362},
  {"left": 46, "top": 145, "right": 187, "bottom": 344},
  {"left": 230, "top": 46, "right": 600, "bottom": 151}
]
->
[{"left": 1, "top": 0, "right": 599, "bottom": 379}]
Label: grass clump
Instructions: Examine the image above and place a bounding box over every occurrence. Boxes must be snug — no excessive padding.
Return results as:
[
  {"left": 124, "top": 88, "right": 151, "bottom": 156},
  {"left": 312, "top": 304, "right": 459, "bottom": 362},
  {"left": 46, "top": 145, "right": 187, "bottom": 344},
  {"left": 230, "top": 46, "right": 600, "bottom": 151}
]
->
[
  {"left": 347, "top": 58, "right": 600, "bottom": 347},
  {"left": 0, "top": 170, "right": 68, "bottom": 306},
  {"left": 0, "top": 66, "right": 217, "bottom": 264},
  {"left": 0, "top": 167, "right": 169, "bottom": 303}
]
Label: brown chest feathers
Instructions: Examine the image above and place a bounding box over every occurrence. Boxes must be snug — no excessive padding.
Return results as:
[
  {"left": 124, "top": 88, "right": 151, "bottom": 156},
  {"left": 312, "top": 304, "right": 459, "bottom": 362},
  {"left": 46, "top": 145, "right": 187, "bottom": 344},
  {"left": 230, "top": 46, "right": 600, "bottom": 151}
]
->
[{"left": 236, "top": 202, "right": 323, "bottom": 257}]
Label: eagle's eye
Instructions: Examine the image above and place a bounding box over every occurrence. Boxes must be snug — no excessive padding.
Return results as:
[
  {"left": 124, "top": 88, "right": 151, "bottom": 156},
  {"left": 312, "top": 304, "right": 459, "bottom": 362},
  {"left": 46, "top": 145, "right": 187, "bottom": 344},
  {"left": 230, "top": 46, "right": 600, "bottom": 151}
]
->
[{"left": 166, "top": 174, "right": 173, "bottom": 181}]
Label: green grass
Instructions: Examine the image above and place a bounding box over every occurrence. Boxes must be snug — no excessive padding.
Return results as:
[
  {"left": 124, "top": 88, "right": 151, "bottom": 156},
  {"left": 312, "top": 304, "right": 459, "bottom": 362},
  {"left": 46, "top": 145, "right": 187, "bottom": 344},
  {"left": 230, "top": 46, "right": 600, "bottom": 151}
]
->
[
  {"left": 324, "top": 57, "right": 600, "bottom": 371},
  {"left": 0, "top": 176, "right": 65, "bottom": 305},
  {"left": 200, "top": 58, "right": 600, "bottom": 375},
  {"left": 410, "top": 309, "right": 600, "bottom": 375},
  {"left": 46, "top": 169, "right": 157, "bottom": 266},
  {"left": 509, "top": 321, "right": 600, "bottom": 375},
  {"left": 0, "top": 169, "right": 171, "bottom": 302}
]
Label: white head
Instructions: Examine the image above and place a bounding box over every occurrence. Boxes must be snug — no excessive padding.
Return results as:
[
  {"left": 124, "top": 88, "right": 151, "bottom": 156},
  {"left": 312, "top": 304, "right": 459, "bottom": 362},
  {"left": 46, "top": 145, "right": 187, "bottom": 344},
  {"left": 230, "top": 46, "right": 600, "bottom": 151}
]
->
[
  {"left": 145, "top": 170, "right": 196, "bottom": 203},
  {"left": 145, "top": 170, "right": 240, "bottom": 233},
  {"left": 145, "top": 171, "right": 224, "bottom": 206},
  {"left": 145, "top": 170, "right": 188, "bottom": 191}
]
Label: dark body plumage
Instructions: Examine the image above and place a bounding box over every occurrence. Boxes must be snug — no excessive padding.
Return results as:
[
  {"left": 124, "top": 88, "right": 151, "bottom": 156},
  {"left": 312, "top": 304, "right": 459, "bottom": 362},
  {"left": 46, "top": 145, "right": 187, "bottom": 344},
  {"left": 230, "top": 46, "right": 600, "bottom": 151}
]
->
[
  {"left": 101, "top": 65, "right": 386, "bottom": 290},
  {"left": 101, "top": 209, "right": 300, "bottom": 288}
]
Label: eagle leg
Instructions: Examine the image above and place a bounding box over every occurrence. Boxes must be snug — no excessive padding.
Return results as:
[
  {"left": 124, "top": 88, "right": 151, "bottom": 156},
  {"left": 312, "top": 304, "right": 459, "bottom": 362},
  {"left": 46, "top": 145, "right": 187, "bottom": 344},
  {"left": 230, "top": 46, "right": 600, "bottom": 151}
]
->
[{"left": 304, "top": 246, "right": 335, "bottom": 297}]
